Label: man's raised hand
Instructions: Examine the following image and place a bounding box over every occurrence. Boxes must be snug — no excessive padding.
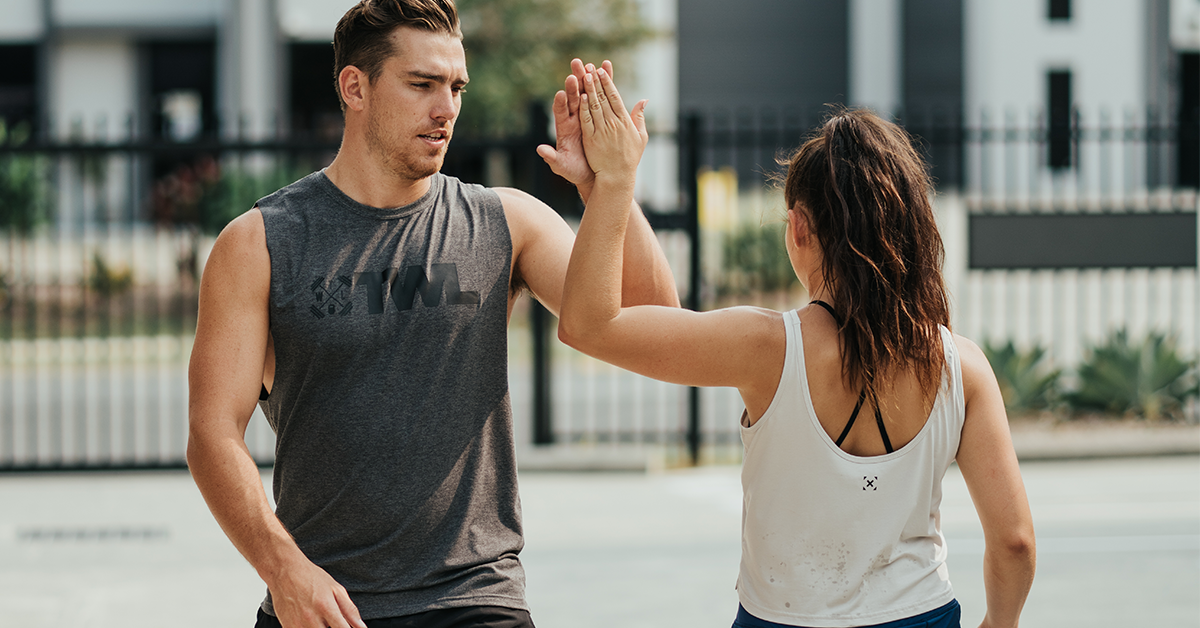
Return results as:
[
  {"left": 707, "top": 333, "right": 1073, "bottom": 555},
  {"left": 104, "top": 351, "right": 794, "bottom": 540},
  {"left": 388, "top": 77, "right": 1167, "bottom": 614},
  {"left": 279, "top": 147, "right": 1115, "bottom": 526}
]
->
[{"left": 535, "top": 59, "right": 615, "bottom": 195}]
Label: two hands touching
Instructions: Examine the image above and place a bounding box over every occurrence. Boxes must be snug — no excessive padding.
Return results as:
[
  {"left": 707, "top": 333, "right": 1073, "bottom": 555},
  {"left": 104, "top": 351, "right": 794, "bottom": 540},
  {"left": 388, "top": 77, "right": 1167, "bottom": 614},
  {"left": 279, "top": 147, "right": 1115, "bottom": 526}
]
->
[{"left": 536, "top": 59, "right": 648, "bottom": 199}]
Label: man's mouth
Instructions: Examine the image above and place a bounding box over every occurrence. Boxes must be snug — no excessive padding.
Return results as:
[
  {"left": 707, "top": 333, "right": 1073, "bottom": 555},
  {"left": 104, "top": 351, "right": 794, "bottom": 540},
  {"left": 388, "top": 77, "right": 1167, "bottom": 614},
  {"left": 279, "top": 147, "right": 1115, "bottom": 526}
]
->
[{"left": 419, "top": 130, "right": 448, "bottom": 143}]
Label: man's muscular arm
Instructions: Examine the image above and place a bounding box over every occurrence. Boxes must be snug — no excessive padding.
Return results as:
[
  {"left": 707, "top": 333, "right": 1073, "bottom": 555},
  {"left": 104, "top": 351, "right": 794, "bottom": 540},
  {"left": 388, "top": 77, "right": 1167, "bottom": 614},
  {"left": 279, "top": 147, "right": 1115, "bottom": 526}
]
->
[
  {"left": 536, "top": 59, "right": 679, "bottom": 308},
  {"left": 187, "top": 211, "right": 366, "bottom": 628}
]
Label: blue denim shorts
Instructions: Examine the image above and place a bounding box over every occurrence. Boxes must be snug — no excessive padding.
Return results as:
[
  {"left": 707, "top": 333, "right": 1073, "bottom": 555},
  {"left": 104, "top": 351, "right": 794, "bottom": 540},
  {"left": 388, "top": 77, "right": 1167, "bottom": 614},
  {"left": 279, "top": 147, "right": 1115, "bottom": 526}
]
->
[{"left": 732, "top": 599, "right": 961, "bottom": 628}]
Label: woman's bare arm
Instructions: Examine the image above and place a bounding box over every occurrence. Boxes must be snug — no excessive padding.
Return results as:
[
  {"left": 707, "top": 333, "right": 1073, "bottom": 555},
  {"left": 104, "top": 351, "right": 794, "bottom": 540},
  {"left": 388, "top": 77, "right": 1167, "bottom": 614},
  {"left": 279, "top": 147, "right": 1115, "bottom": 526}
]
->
[
  {"left": 556, "top": 67, "right": 784, "bottom": 414},
  {"left": 955, "top": 334, "right": 1036, "bottom": 628}
]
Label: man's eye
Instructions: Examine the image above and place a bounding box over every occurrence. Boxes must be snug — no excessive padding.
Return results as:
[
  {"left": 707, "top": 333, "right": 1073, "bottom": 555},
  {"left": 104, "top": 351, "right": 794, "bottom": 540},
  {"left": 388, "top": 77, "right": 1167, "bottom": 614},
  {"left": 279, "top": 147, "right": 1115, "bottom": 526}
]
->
[
  {"left": 453, "top": 86, "right": 466, "bottom": 94},
  {"left": 411, "top": 82, "right": 430, "bottom": 89}
]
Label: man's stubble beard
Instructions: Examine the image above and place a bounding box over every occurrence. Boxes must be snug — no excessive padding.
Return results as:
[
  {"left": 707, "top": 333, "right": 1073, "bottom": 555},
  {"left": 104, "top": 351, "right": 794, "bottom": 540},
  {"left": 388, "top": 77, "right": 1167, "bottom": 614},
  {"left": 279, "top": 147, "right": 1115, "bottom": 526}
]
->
[{"left": 365, "top": 107, "right": 446, "bottom": 182}]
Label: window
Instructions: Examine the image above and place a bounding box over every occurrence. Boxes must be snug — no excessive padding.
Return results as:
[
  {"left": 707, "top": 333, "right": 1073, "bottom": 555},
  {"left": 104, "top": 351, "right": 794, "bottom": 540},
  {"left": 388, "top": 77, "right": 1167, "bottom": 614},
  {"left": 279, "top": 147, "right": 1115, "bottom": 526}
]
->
[
  {"left": 0, "top": 45, "right": 38, "bottom": 134},
  {"left": 289, "top": 43, "right": 342, "bottom": 140},
  {"left": 1179, "top": 53, "right": 1199, "bottom": 188},
  {"left": 1048, "top": 0, "right": 1071, "bottom": 21},
  {"left": 1047, "top": 70, "right": 1072, "bottom": 170}
]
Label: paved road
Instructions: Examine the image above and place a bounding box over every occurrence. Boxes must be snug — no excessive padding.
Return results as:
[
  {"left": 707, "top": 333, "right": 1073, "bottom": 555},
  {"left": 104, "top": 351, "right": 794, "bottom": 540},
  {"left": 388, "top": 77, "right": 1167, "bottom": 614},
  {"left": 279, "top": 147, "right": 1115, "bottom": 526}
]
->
[{"left": 0, "top": 456, "right": 1196, "bottom": 627}]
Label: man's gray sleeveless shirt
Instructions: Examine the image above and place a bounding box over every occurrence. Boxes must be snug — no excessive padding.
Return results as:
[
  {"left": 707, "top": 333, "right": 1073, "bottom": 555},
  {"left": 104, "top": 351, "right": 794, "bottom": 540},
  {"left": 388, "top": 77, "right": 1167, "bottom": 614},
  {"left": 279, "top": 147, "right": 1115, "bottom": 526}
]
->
[{"left": 256, "top": 171, "right": 524, "bottom": 619}]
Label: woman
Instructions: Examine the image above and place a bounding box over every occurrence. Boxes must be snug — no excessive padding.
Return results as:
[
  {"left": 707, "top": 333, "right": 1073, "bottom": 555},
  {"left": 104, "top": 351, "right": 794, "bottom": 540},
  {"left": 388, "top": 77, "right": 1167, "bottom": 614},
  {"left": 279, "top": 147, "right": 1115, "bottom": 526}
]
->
[{"left": 559, "top": 66, "right": 1035, "bottom": 628}]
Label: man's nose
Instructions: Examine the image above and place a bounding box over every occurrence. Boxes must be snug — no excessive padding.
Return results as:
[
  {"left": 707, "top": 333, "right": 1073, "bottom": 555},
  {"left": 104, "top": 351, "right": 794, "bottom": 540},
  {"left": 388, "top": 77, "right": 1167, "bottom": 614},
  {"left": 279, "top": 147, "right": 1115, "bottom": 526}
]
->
[{"left": 432, "top": 87, "right": 458, "bottom": 122}]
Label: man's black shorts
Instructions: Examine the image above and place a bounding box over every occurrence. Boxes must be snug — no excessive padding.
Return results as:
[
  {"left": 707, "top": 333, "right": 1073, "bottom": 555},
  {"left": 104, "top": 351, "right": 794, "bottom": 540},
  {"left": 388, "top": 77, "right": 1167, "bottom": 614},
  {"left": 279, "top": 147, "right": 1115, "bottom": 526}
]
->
[{"left": 255, "top": 606, "right": 534, "bottom": 628}]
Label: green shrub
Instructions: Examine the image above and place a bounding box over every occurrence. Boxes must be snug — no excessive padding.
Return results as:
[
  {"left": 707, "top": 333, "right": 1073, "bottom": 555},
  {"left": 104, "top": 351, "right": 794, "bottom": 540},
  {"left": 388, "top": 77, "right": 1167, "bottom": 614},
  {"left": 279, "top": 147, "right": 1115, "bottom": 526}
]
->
[
  {"left": 0, "top": 120, "right": 49, "bottom": 235},
  {"left": 1063, "top": 330, "right": 1197, "bottom": 421},
  {"left": 197, "top": 164, "right": 311, "bottom": 235},
  {"left": 720, "top": 222, "right": 797, "bottom": 294},
  {"left": 983, "top": 340, "right": 1062, "bottom": 414},
  {"left": 150, "top": 157, "right": 309, "bottom": 235},
  {"left": 86, "top": 251, "right": 133, "bottom": 300}
]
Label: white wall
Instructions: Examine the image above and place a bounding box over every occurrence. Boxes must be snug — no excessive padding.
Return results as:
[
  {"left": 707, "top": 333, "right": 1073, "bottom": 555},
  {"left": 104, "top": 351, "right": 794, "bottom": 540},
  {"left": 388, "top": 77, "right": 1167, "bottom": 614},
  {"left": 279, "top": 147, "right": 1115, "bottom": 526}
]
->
[
  {"left": 1172, "top": 0, "right": 1200, "bottom": 49},
  {"left": 54, "top": 0, "right": 220, "bottom": 28},
  {"left": 0, "top": 0, "right": 42, "bottom": 40},
  {"left": 278, "top": 0, "right": 358, "bottom": 41},
  {"left": 50, "top": 37, "right": 137, "bottom": 140},
  {"left": 219, "top": 0, "right": 282, "bottom": 139},
  {"left": 966, "top": 0, "right": 1147, "bottom": 120},
  {"left": 627, "top": 0, "right": 679, "bottom": 211},
  {"left": 849, "top": 0, "right": 902, "bottom": 115}
]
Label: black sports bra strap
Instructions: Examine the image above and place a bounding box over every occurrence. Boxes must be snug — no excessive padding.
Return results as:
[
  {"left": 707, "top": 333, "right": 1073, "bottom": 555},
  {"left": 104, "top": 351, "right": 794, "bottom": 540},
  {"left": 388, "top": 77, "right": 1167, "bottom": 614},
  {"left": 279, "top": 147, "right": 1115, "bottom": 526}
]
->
[
  {"left": 835, "top": 389, "right": 867, "bottom": 446},
  {"left": 812, "top": 299, "right": 896, "bottom": 454},
  {"left": 809, "top": 299, "right": 842, "bottom": 326},
  {"left": 874, "top": 402, "right": 894, "bottom": 453}
]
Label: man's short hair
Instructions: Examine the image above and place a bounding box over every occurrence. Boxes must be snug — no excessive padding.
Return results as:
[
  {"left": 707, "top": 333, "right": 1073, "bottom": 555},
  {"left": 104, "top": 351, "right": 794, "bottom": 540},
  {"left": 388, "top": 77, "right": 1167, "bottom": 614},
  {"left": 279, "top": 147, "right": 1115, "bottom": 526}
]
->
[{"left": 333, "top": 0, "right": 462, "bottom": 110}]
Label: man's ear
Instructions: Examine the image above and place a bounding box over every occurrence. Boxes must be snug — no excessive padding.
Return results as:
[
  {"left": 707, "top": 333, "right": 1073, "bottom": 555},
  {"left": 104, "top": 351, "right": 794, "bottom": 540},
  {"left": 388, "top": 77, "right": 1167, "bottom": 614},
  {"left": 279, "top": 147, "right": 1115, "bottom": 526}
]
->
[{"left": 339, "top": 65, "right": 368, "bottom": 112}]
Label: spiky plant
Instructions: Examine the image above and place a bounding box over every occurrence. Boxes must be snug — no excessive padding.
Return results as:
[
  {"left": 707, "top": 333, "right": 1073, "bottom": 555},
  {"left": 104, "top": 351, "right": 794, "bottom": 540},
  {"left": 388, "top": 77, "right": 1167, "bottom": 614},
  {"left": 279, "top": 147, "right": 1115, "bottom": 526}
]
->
[
  {"left": 982, "top": 340, "right": 1062, "bottom": 414},
  {"left": 1064, "top": 330, "right": 1198, "bottom": 421}
]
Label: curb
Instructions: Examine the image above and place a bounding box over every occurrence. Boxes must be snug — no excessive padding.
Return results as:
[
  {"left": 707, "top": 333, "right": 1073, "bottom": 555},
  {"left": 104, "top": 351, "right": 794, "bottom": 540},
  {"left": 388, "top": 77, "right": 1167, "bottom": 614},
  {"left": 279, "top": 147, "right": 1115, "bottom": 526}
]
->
[
  {"left": 516, "top": 424, "right": 1200, "bottom": 471},
  {"left": 1010, "top": 422, "right": 1200, "bottom": 461}
]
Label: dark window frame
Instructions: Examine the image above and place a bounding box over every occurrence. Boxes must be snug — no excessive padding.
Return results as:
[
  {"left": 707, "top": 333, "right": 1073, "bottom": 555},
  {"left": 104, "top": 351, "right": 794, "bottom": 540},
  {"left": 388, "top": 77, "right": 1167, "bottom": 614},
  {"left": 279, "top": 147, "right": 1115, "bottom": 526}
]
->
[
  {"left": 1047, "top": 69, "right": 1073, "bottom": 170},
  {"left": 1049, "top": 0, "right": 1071, "bottom": 21}
]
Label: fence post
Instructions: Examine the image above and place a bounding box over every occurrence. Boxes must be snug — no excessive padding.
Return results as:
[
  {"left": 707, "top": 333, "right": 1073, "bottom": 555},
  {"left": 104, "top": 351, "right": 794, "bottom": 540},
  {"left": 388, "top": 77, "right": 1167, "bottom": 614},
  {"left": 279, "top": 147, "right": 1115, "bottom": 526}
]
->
[
  {"left": 681, "top": 112, "right": 702, "bottom": 464},
  {"left": 528, "top": 103, "right": 555, "bottom": 446}
]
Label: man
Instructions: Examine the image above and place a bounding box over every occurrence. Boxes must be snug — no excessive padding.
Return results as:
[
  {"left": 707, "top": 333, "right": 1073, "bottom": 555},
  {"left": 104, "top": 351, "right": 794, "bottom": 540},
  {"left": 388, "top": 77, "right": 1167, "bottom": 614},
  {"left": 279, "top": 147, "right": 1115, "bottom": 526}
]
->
[{"left": 185, "top": 1, "right": 678, "bottom": 627}]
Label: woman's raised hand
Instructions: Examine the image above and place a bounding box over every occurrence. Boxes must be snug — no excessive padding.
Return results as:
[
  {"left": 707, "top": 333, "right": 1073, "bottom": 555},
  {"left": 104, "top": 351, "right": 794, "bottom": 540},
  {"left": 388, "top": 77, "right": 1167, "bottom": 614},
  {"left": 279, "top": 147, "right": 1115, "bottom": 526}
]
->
[{"left": 578, "top": 66, "right": 647, "bottom": 186}]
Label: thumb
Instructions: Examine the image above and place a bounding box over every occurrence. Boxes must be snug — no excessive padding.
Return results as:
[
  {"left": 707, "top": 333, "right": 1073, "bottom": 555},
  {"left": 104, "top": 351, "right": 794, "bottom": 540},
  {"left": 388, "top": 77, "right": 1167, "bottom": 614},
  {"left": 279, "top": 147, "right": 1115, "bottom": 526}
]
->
[
  {"left": 632, "top": 99, "right": 649, "bottom": 138},
  {"left": 536, "top": 144, "right": 559, "bottom": 167}
]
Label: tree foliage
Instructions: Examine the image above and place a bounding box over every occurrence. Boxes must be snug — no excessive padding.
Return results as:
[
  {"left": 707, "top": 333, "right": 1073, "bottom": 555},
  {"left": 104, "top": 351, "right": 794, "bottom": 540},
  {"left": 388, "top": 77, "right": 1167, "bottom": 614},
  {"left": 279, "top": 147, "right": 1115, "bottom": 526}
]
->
[{"left": 456, "top": 0, "right": 652, "bottom": 137}]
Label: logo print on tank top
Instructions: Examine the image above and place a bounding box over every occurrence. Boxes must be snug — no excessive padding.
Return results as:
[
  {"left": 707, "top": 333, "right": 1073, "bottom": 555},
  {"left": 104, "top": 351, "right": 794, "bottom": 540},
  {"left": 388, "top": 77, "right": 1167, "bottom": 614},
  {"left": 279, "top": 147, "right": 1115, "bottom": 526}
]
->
[
  {"left": 309, "top": 276, "right": 354, "bottom": 318},
  {"left": 863, "top": 476, "right": 878, "bottom": 491},
  {"left": 308, "top": 264, "right": 480, "bottom": 319}
]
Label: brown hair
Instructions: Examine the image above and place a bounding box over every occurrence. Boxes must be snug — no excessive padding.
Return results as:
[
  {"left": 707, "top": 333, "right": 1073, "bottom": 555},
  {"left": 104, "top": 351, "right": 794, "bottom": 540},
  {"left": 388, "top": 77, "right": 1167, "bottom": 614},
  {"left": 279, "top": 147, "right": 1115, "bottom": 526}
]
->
[
  {"left": 783, "top": 108, "right": 950, "bottom": 402},
  {"left": 332, "top": 0, "right": 462, "bottom": 110}
]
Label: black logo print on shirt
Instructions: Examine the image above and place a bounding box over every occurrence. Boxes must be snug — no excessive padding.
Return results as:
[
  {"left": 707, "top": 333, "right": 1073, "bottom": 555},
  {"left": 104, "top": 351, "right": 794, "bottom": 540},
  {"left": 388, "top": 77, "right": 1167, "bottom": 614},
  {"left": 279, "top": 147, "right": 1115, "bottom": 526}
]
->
[
  {"left": 308, "top": 263, "right": 480, "bottom": 319},
  {"left": 863, "top": 476, "right": 878, "bottom": 491},
  {"left": 309, "top": 276, "right": 354, "bottom": 318}
]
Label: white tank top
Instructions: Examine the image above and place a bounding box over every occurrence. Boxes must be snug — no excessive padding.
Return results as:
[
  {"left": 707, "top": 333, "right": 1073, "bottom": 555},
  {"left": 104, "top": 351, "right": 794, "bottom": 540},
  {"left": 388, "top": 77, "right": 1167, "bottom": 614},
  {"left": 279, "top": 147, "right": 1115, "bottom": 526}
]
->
[{"left": 737, "top": 309, "right": 962, "bottom": 627}]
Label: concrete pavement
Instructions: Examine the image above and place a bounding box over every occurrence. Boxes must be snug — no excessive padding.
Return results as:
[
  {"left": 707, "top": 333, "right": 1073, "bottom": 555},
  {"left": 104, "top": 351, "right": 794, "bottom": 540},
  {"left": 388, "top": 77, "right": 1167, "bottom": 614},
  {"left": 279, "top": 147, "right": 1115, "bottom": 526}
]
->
[{"left": 0, "top": 455, "right": 1197, "bottom": 628}]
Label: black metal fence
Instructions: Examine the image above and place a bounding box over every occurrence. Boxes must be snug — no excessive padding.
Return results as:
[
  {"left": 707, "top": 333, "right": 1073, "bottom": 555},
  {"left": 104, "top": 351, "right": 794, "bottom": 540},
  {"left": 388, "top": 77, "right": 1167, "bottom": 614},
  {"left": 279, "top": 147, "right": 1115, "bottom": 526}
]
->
[{"left": 1, "top": 106, "right": 1197, "bottom": 470}]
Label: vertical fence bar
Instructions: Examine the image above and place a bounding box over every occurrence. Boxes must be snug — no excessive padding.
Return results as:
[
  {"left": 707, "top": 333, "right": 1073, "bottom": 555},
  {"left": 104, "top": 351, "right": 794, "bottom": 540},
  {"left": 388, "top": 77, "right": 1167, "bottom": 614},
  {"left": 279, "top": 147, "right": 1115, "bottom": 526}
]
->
[
  {"left": 681, "top": 112, "right": 702, "bottom": 464},
  {"left": 528, "top": 104, "right": 554, "bottom": 446}
]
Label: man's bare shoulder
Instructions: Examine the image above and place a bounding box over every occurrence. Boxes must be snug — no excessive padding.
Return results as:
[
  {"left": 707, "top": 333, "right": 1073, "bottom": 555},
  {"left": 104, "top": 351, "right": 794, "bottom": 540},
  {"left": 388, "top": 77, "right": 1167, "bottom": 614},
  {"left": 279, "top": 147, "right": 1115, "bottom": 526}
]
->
[
  {"left": 490, "top": 186, "right": 573, "bottom": 247},
  {"left": 204, "top": 208, "right": 269, "bottom": 288},
  {"left": 491, "top": 187, "right": 555, "bottom": 221}
]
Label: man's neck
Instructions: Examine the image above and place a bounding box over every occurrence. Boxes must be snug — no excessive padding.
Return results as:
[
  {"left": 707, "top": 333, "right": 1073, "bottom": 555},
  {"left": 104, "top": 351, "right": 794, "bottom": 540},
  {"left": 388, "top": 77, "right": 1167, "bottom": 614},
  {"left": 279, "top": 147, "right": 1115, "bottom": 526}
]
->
[{"left": 325, "top": 151, "right": 433, "bottom": 209}]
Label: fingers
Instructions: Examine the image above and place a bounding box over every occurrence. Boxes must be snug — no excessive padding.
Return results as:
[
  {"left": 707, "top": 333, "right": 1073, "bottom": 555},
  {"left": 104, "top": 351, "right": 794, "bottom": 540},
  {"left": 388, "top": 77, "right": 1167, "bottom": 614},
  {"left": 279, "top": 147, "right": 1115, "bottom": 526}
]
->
[
  {"left": 551, "top": 89, "right": 568, "bottom": 119},
  {"left": 551, "top": 89, "right": 573, "bottom": 137},
  {"left": 582, "top": 71, "right": 605, "bottom": 127},
  {"left": 564, "top": 74, "right": 580, "bottom": 117},
  {"left": 601, "top": 59, "right": 614, "bottom": 81},
  {"left": 579, "top": 92, "right": 595, "bottom": 135},
  {"left": 335, "top": 587, "right": 367, "bottom": 628},
  {"left": 595, "top": 67, "right": 626, "bottom": 121}
]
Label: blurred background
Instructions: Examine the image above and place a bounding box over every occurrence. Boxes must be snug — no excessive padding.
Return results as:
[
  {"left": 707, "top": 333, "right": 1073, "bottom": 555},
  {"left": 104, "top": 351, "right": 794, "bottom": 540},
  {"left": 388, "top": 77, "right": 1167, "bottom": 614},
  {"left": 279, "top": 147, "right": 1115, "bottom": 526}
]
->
[
  {"left": 0, "top": 1, "right": 1197, "bottom": 627},
  {"left": 1, "top": 0, "right": 1198, "bottom": 469}
]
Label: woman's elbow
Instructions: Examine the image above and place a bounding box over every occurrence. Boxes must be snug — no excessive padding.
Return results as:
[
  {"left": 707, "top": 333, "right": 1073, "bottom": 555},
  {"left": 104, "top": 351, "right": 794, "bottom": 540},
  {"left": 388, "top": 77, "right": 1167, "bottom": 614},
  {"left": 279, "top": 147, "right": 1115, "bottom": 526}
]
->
[
  {"left": 557, "top": 318, "right": 605, "bottom": 356},
  {"left": 992, "top": 528, "right": 1037, "bottom": 565}
]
